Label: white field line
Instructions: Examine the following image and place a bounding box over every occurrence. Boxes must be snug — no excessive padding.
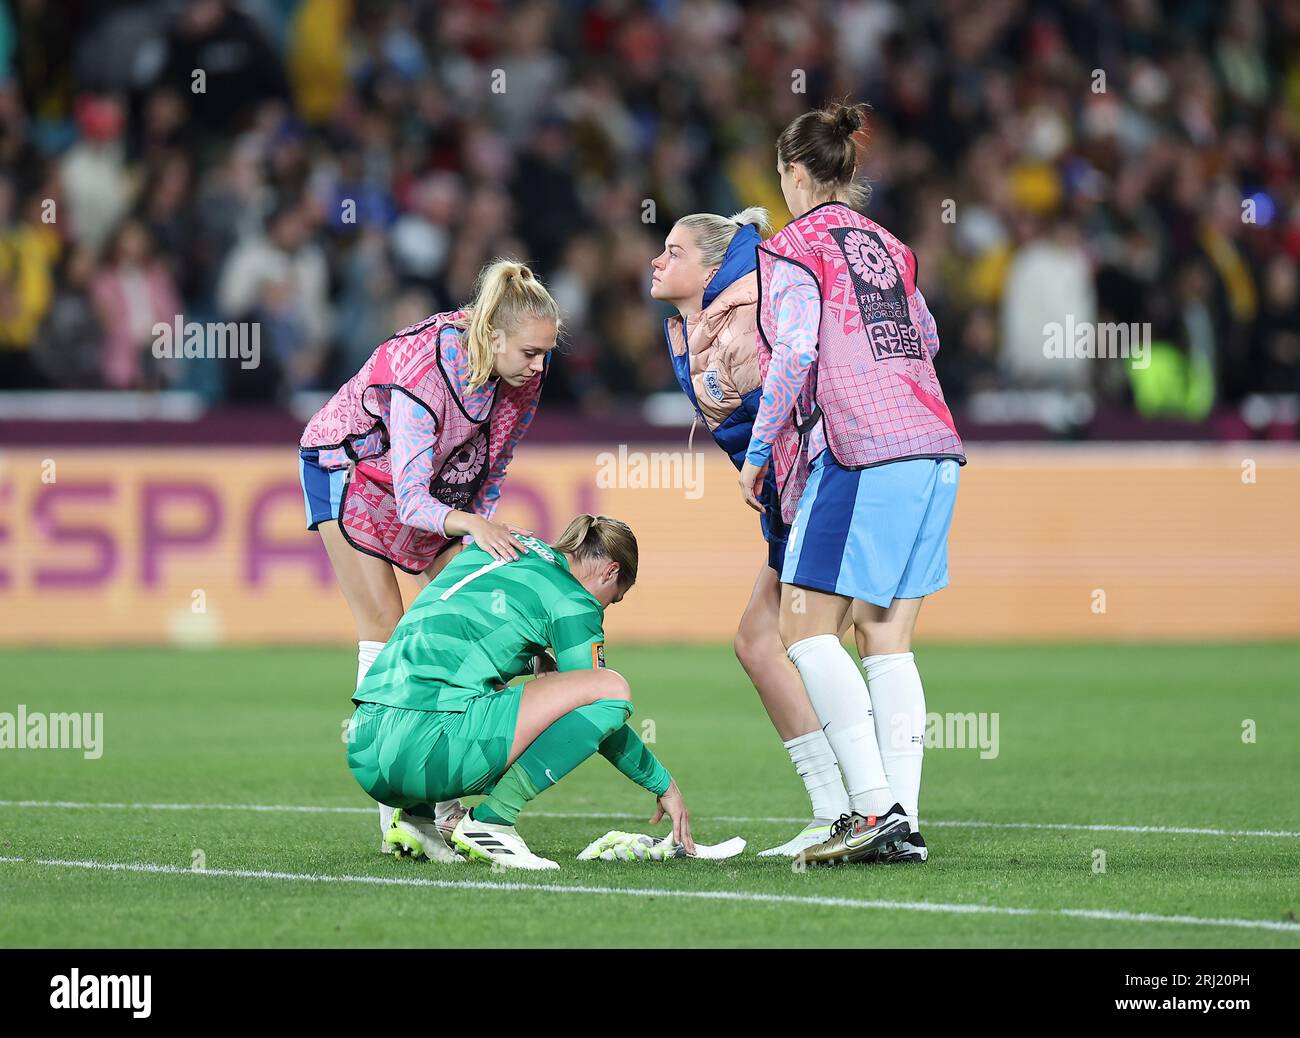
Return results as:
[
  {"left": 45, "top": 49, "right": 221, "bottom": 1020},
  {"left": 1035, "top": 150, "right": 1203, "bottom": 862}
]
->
[
  {"left": 0, "top": 799, "right": 1298, "bottom": 839},
  {"left": 0, "top": 854, "right": 1296, "bottom": 935}
]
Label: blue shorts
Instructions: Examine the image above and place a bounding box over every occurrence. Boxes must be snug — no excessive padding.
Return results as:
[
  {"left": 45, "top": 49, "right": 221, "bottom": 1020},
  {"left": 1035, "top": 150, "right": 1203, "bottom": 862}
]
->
[
  {"left": 759, "top": 467, "right": 790, "bottom": 571},
  {"left": 299, "top": 449, "right": 347, "bottom": 530},
  {"left": 781, "top": 453, "right": 959, "bottom": 607}
]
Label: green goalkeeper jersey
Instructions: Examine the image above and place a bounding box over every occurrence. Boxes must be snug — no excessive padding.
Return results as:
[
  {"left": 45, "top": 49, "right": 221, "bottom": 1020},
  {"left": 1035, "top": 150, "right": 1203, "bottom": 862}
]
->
[{"left": 355, "top": 536, "right": 607, "bottom": 713}]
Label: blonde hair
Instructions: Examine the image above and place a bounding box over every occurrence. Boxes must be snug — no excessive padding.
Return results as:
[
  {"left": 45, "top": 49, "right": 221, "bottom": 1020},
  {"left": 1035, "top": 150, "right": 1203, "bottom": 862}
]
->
[
  {"left": 456, "top": 258, "right": 562, "bottom": 390},
  {"left": 553, "top": 514, "right": 639, "bottom": 590},
  {"left": 674, "top": 206, "right": 772, "bottom": 268},
  {"left": 777, "top": 100, "right": 870, "bottom": 210}
]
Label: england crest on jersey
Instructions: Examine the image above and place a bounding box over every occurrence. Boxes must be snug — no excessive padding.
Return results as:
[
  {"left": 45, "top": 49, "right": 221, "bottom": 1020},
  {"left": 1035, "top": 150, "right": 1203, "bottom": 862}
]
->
[{"left": 702, "top": 369, "right": 725, "bottom": 402}]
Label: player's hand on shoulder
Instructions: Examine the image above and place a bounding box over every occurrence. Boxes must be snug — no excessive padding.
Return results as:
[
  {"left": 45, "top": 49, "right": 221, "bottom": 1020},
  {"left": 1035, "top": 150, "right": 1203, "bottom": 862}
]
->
[{"left": 463, "top": 514, "right": 529, "bottom": 561}]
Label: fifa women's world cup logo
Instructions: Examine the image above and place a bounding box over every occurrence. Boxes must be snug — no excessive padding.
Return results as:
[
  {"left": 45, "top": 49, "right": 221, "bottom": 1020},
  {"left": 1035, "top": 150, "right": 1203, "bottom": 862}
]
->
[
  {"left": 841, "top": 229, "right": 898, "bottom": 291},
  {"left": 430, "top": 428, "right": 489, "bottom": 510},
  {"left": 831, "top": 226, "right": 922, "bottom": 362}
]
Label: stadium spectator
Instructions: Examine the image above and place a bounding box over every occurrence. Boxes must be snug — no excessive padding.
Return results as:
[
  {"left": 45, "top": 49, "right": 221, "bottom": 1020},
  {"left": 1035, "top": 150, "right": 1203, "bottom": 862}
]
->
[
  {"left": 0, "top": 172, "right": 56, "bottom": 387},
  {"left": 216, "top": 197, "right": 331, "bottom": 397},
  {"left": 335, "top": 225, "right": 400, "bottom": 376},
  {"left": 30, "top": 244, "right": 102, "bottom": 389},
  {"left": 90, "top": 218, "right": 180, "bottom": 390},
  {"left": 154, "top": 0, "right": 289, "bottom": 141},
  {"left": 1000, "top": 218, "right": 1097, "bottom": 391},
  {"left": 388, "top": 171, "right": 460, "bottom": 284},
  {"left": 59, "top": 95, "right": 133, "bottom": 256}
]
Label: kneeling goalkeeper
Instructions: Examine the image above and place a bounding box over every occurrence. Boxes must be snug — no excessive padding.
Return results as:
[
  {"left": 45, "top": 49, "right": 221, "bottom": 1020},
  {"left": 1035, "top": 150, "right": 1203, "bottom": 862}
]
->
[{"left": 345, "top": 513, "right": 694, "bottom": 871}]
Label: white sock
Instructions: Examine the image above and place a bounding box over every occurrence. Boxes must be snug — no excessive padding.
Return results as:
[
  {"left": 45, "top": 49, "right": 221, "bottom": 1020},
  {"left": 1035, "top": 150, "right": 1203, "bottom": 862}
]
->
[
  {"left": 357, "top": 640, "right": 385, "bottom": 688},
  {"left": 863, "top": 652, "right": 925, "bottom": 833},
  {"left": 784, "top": 729, "right": 851, "bottom": 821},
  {"left": 787, "top": 634, "right": 894, "bottom": 817},
  {"left": 357, "top": 640, "right": 397, "bottom": 835}
]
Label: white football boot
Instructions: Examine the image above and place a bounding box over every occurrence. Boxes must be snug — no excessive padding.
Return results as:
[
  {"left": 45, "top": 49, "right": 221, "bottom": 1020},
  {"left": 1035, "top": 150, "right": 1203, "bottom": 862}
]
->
[
  {"left": 756, "top": 819, "right": 836, "bottom": 858},
  {"left": 451, "top": 814, "right": 559, "bottom": 871},
  {"left": 380, "top": 801, "right": 466, "bottom": 854},
  {"left": 383, "top": 808, "right": 465, "bottom": 863}
]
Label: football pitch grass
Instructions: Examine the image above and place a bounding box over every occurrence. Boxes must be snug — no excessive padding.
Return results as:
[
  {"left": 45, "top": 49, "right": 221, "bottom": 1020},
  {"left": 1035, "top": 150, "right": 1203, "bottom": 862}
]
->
[{"left": 1, "top": 643, "right": 1297, "bottom": 948}]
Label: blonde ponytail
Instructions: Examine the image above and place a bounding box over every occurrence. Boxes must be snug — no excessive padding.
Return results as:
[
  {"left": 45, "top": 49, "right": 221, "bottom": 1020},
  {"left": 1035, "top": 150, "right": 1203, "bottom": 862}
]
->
[
  {"left": 554, "top": 514, "right": 639, "bottom": 590},
  {"left": 729, "top": 206, "right": 773, "bottom": 234},
  {"left": 457, "top": 258, "right": 562, "bottom": 390},
  {"left": 675, "top": 206, "right": 771, "bottom": 269}
]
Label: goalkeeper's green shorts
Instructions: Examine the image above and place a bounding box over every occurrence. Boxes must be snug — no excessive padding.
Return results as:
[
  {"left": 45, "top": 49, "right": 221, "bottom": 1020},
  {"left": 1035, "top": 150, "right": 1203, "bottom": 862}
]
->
[{"left": 346, "top": 689, "right": 522, "bottom": 806}]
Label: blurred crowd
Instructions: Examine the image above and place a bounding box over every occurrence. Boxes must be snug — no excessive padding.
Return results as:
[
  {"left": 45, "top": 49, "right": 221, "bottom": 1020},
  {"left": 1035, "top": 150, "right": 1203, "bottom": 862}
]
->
[{"left": 0, "top": 0, "right": 1297, "bottom": 421}]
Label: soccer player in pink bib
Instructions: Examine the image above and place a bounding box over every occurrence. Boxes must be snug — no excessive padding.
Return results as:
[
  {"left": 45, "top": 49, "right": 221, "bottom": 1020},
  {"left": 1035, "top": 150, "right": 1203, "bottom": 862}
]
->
[
  {"left": 299, "top": 259, "right": 560, "bottom": 850},
  {"left": 739, "top": 102, "right": 966, "bottom": 866},
  {"left": 652, "top": 207, "right": 856, "bottom": 858}
]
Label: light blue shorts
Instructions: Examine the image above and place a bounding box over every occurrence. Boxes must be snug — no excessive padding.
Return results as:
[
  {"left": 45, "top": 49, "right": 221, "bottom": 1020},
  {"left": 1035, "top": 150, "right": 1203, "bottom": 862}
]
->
[
  {"left": 299, "top": 449, "right": 347, "bottom": 530},
  {"left": 781, "top": 453, "right": 960, "bottom": 607}
]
